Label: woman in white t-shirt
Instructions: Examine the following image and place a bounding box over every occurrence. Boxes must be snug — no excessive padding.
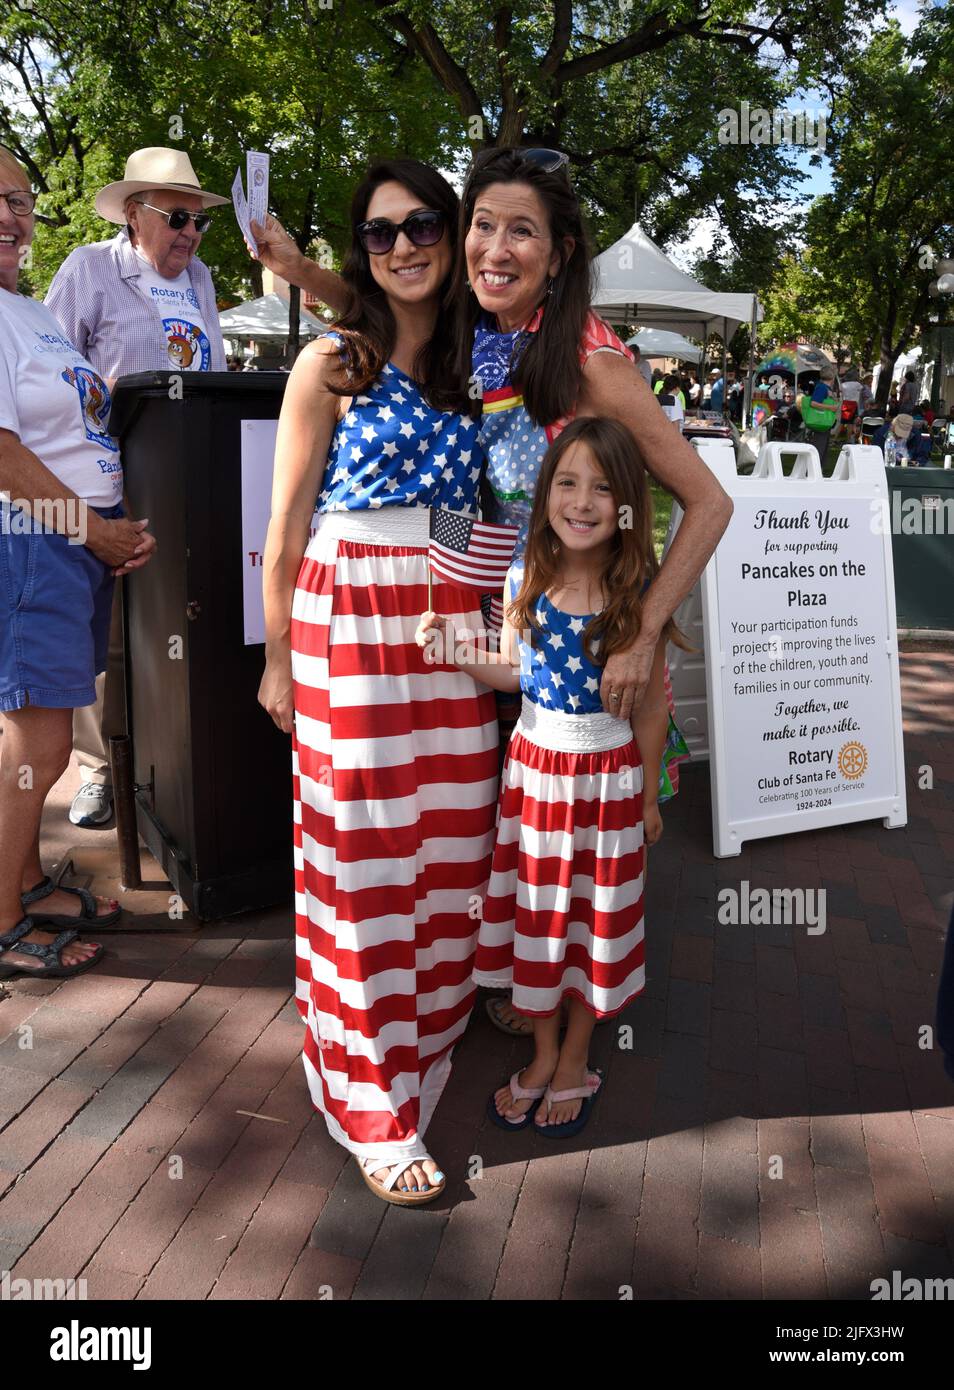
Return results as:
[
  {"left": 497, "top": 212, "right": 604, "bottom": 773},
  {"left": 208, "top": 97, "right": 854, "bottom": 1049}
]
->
[
  {"left": 839, "top": 369, "right": 864, "bottom": 441},
  {"left": 0, "top": 145, "right": 156, "bottom": 980},
  {"left": 658, "top": 372, "right": 686, "bottom": 427}
]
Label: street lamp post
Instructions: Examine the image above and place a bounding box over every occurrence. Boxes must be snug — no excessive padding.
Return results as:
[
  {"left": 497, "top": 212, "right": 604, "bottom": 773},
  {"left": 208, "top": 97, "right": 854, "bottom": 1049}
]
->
[{"left": 927, "top": 258, "right": 954, "bottom": 414}]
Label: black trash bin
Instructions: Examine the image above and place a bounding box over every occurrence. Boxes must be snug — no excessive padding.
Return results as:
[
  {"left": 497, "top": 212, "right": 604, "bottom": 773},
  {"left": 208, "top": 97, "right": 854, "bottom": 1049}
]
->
[
  {"left": 884, "top": 465, "right": 954, "bottom": 630},
  {"left": 110, "top": 371, "right": 293, "bottom": 920}
]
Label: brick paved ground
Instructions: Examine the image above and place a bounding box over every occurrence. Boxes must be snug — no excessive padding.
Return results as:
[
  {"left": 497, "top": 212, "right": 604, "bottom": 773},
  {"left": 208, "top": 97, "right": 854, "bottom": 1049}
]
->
[{"left": 0, "top": 647, "right": 951, "bottom": 1300}]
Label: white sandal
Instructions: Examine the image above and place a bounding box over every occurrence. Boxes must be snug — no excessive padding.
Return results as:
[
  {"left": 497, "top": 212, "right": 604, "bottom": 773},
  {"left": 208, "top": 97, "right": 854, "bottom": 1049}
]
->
[{"left": 355, "top": 1154, "right": 446, "bottom": 1206}]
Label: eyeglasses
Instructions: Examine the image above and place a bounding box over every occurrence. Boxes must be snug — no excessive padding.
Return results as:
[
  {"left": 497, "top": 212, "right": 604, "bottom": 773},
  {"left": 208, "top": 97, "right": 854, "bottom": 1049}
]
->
[
  {"left": 355, "top": 210, "right": 446, "bottom": 255},
  {"left": 0, "top": 190, "right": 36, "bottom": 217},
  {"left": 134, "top": 201, "right": 212, "bottom": 233},
  {"left": 472, "top": 147, "right": 570, "bottom": 176}
]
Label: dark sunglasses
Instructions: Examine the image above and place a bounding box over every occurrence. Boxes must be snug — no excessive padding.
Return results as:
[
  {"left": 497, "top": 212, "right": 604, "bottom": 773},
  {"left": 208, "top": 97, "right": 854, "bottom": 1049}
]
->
[
  {"left": 135, "top": 200, "right": 212, "bottom": 233},
  {"left": 355, "top": 209, "right": 446, "bottom": 255}
]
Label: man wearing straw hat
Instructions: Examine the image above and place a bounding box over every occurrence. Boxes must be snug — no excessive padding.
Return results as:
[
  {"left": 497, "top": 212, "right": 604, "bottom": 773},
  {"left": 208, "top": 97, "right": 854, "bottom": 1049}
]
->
[{"left": 46, "top": 147, "right": 230, "bottom": 827}]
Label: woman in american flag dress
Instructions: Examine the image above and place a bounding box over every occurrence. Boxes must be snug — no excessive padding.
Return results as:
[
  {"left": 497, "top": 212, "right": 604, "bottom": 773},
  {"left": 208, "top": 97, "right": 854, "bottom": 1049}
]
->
[{"left": 258, "top": 161, "right": 499, "bottom": 1205}]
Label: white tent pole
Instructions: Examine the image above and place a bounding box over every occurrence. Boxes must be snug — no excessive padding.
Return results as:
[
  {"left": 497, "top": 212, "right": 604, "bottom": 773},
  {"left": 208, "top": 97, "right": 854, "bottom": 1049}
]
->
[{"left": 744, "top": 294, "right": 759, "bottom": 426}]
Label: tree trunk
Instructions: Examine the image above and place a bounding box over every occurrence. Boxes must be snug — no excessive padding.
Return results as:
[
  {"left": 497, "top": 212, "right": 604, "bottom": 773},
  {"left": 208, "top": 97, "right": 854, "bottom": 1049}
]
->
[
  {"left": 875, "top": 344, "right": 898, "bottom": 409},
  {"left": 874, "top": 290, "right": 900, "bottom": 409}
]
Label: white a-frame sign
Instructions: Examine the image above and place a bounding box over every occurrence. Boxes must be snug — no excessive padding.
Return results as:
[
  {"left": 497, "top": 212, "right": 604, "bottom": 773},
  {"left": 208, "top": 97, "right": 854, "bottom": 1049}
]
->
[{"left": 665, "top": 441, "right": 907, "bottom": 857}]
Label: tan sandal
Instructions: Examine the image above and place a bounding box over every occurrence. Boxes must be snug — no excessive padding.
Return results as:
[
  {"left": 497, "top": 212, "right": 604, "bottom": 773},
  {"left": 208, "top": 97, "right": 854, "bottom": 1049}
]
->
[
  {"left": 485, "top": 995, "right": 534, "bottom": 1036},
  {"left": 485, "top": 995, "right": 606, "bottom": 1037},
  {"left": 355, "top": 1155, "right": 446, "bottom": 1206}
]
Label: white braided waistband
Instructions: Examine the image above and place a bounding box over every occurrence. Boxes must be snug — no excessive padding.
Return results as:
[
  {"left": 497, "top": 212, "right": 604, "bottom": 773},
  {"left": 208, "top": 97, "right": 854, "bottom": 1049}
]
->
[
  {"left": 313, "top": 505, "right": 430, "bottom": 548},
  {"left": 515, "top": 695, "right": 634, "bottom": 753}
]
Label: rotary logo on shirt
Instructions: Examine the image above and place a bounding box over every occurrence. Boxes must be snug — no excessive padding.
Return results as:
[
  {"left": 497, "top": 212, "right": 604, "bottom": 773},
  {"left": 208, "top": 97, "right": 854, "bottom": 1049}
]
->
[
  {"left": 60, "top": 365, "right": 118, "bottom": 452},
  {"left": 161, "top": 316, "right": 211, "bottom": 371},
  {"left": 147, "top": 282, "right": 200, "bottom": 312}
]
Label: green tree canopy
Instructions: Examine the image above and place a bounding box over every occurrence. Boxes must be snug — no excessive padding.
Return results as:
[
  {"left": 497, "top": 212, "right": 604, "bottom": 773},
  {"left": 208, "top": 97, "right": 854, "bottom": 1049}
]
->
[
  {"left": 758, "top": 8, "right": 954, "bottom": 402},
  {"left": 3, "top": 0, "right": 893, "bottom": 305},
  {"left": 2, "top": 0, "right": 461, "bottom": 297}
]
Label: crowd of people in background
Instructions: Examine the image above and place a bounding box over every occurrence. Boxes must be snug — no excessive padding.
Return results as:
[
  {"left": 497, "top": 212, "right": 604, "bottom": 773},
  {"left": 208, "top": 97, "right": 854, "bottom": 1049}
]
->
[
  {"left": 840, "top": 369, "right": 941, "bottom": 466},
  {"left": 630, "top": 360, "right": 746, "bottom": 426},
  {"left": 746, "top": 360, "right": 948, "bottom": 468},
  {"left": 622, "top": 348, "right": 949, "bottom": 474}
]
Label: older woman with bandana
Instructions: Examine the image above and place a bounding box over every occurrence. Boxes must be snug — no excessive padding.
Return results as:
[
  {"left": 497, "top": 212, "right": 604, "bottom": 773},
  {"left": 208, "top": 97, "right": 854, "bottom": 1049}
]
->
[{"left": 0, "top": 145, "right": 155, "bottom": 980}]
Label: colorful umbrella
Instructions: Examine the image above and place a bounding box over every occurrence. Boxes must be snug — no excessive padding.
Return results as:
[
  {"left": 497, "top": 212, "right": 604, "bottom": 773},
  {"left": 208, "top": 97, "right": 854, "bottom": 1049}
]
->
[{"left": 756, "top": 342, "right": 833, "bottom": 378}]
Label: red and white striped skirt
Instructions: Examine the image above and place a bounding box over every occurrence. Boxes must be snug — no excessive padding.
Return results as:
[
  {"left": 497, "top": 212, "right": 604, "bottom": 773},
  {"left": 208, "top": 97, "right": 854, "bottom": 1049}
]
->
[
  {"left": 290, "top": 507, "right": 499, "bottom": 1165},
  {"left": 474, "top": 697, "right": 646, "bottom": 1019}
]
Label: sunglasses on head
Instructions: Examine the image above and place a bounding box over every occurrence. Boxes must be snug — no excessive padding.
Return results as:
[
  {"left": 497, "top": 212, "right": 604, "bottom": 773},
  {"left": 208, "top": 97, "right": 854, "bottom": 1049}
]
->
[
  {"left": 473, "top": 147, "right": 570, "bottom": 176},
  {"left": 355, "top": 209, "right": 446, "bottom": 255},
  {"left": 134, "top": 201, "right": 212, "bottom": 233}
]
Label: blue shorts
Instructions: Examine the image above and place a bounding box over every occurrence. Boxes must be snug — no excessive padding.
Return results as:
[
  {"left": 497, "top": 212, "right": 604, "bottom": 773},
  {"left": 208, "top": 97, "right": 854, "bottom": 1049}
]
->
[{"left": 0, "top": 502, "right": 120, "bottom": 712}]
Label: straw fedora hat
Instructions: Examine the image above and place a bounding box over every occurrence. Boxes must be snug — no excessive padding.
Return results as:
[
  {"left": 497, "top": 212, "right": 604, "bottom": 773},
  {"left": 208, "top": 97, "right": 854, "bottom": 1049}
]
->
[{"left": 95, "top": 147, "right": 230, "bottom": 224}]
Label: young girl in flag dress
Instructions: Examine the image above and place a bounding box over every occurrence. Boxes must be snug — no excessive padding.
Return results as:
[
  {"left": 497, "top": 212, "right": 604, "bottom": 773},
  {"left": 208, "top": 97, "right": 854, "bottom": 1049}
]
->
[{"left": 417, "top": 415, "right": 688, "bottom": 1138}]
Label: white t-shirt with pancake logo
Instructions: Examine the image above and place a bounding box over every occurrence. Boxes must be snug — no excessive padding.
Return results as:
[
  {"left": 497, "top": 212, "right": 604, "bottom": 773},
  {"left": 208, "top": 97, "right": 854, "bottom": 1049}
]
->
[
  {"left": 133, "top": 250, "right": 212, "bottom": 371},
  {"left": 0, "top": 288, "right": 122, "bottom": 508}
]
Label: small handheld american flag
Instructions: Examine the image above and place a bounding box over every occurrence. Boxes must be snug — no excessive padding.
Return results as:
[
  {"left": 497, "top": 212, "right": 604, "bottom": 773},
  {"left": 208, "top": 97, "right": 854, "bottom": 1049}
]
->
[
  {"left": 481, "top": 593, "right": 505, "bottom": 631},
  {"left": 428, "top": 508, "right": 518, "bottom": 594}
]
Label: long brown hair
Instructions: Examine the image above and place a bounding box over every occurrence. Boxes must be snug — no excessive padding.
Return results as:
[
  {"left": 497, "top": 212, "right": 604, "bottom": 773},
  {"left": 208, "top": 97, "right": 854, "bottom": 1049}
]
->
[
  {"left": 328, "top": 159, "right": 467, "bottom": 413},
  {"left": 451, "top": 149, "right": 593, "bottom": 426},
  {"left": 509, "top": 416, "right": 690, "bottom": 664}
]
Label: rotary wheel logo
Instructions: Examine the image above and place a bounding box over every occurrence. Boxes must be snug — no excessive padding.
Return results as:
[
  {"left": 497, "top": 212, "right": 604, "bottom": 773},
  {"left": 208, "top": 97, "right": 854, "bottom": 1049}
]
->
[{"left": 838, "top": 741, "right": 868, "bottom": 779}]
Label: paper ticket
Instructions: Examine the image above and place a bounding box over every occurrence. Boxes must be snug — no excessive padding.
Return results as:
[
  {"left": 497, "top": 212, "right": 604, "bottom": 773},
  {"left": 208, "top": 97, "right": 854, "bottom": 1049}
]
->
[
  {"left": 247, "top": 151, "right": 270, "bottom": 234},
  {"left": 232, "top": 167, "right": 255, "bottom": 253}
]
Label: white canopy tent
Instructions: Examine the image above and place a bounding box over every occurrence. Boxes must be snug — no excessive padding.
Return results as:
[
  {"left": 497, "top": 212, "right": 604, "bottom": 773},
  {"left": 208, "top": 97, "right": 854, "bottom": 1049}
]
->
[
  {"left": 872, "top": 345, "right": 922, "bottom": 401},
  {"left": 626, "top": 329, "right": 702, "bottom": 363},
  {"left": 219, "top": 293, "right": 325, "bottom": 340},
  {"left": 592, "top": 223, "right": 760, "bottom": 340},
  {"left": 592, "top": 223, "right": 762, "bottom": 416}
]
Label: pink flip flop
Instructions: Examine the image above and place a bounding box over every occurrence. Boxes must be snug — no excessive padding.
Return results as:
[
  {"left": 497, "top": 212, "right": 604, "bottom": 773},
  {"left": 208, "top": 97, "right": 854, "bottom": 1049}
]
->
[
  {"left": 534, "top": 1068, "right": 604, "bottom": 1140},
  {"left": 487, "top": 1069, "right": 547, "bottom": 1131}
]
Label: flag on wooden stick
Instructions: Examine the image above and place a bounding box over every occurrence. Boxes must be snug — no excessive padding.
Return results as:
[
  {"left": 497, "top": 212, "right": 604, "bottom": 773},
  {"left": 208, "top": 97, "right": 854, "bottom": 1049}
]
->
[
  {"left": 428, "top": 508, "right": 517, "bottom": 593},
  {"left": 481, "top": 593, "right": 506, "bottom": 631}
]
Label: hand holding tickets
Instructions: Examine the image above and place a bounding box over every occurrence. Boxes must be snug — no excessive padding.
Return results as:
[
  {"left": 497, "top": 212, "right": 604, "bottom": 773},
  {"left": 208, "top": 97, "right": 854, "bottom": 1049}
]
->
[
  {"left": 232, "top": 151, "right": 270, "bottom": 255},
  {"left": 246, "top": 213, "right": 301, "bottom": 278}
]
